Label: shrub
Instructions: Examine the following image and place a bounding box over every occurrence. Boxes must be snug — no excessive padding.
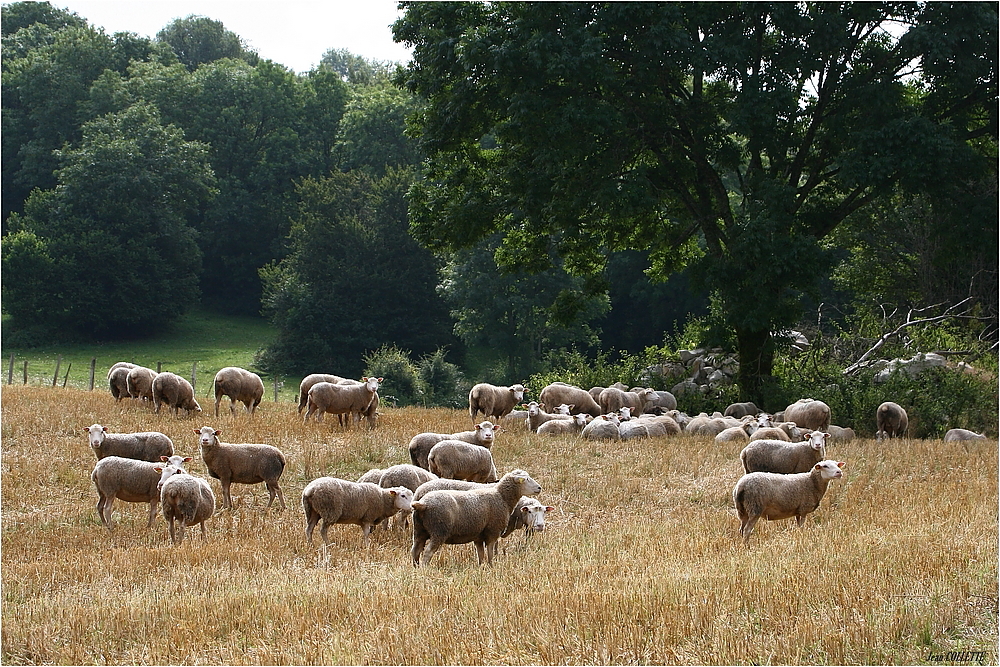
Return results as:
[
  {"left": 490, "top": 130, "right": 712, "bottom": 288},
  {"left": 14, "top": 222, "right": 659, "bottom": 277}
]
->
[
  {"left": 363, "top": 345, "right": 421, "bottom": 406},
  {"left": 417, "top": 348, "right": 467, "bottom": 408}
]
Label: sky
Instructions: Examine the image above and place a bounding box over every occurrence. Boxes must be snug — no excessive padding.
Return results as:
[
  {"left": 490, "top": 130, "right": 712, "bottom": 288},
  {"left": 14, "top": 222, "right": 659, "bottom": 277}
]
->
[{"left": 52, "top": 0, "right": 414, "bottom": 73}]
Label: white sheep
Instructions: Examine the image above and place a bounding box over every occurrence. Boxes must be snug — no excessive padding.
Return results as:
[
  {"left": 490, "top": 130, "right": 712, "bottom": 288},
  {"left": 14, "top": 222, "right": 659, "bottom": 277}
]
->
[
  {"left": 301, "top": 477, "right": 413, "bottom": 546},
  {"left": 943, "top": 428, "right": 988, "bottom": 442},
  {"left": 356, "top": 468, "right": 385, "bottom": 484},
  {"left": 157, "top": 466, "right": 215, "bottom": 545},
  {"left": 213, "top": 366, "right": 264, "bottom": 418},
  {"left": 501, "top": 496, "right": 555, "bottom": 538},
  {"left": 724, "top": 401, "right": 760, "bottom": 419},
  {"left": 637, "top": 389, "right": 677, "bottom": 413},
  {"left": 876, "top": 401, "right": 908, "bottom": 440},
  {"left": 740, "top": 431, "right": 829, "bottom": 474},
  {"left": 597, "top": 386, "right": 648, "bottom": 415},
  {"left": 582, "top": 413, "right": 622, "bottom": 440},
  {"left": 618, "top": 419, "right": 668, "bottom": 440},
  {"left": 427, "top": 439, "right": 499, "bottom": 483},
  {"left": 83, "top": 424, "right": 174, "bottom": 462},
  {"left": 468, "top": 382, "right": 526, "bottom": 424},
  {"left": 782, "top": 398, "right": 832, "bottom": 432},
  {"left": 525, "top": 401, "right": 573, "bottom": 432},
  {"left": 151, "top": 372, "right": 202, "bottom": 416},
  {"left": 733, "top": 460, "right": 845, "bottom": 544},
  {"left": 414, "top": 478, "right": 494, "bottom": 500},
  {"left": 538, "top": 382, "right": 602, "bottom": 416},
  {"left": 126, "top": 366, "right": 158, "bottom": 402},
  {"left": 715, "top": 425, "right": 751, "bottom": 444},
  {"left": 297, "top": 373, "right": 348, "bottom": 413},
  {"left": 634, "top": 413, "right": 683, "bottom": 436},
  {"left": 408, "top": 421, "right": 496, "bottom": 470},
  {"left": 195, "top": 426, "right": 286, "bottom": 510},
  {"left": 827, "top": 425, "right": 856, "bottom": 441},
  {"left": 304, "top": 377, "right": 380, "bottom": 428},
  {"left": 749, "top": 426, "right": 791, "bottom": 442},
  {"left": 536, "top": 413, "right": 589, "bottom": 435},
  {"left": 91, "top": 454, "right": 191, "bottom": 530},
  {"left": 378, "top": 464, "right": 438, "bottom": 529},
  {"left": 410, "top": 469, "right": 542, "bottom": 566}
]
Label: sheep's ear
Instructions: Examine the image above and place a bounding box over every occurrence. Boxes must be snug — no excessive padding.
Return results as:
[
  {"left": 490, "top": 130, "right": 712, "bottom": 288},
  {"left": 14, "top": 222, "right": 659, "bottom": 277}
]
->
[
  {"left": 813, "top": 463, "right": 822, "bottom": 471},
  {"left": 153, "top": 467, "right": 163, "bottom": 473},
  {"left": 160, "top": 456, "right": 169, "bottom": 462},
  {"left": 568, "top": 404, "right": 575, "bottom": 410},
  {"left": 214, "top": 429, "right": 222, "bottom": 436},
  {"left": 823, "top": 432, "right": 831, "bottom": 440},
  {"left": 520, "top": 506, "right": 530, "bottom": 514},
  {"left": 545, "top": 506, "right": 555, "bottom": 512},
  {"left": 837, "top": 461, "right": 845, "bottom": 468},
  {"left": 389, "top": 489, "right": 398, "bottom": 497},
  {"left": 475, "top": 424, "right": 482, "bottom": 431},
  {"left": 102, "top": 426, "right": 109, "bottom": 433},
  {"left": 183, "top": 457, "right": 193, "bottom": 463}
]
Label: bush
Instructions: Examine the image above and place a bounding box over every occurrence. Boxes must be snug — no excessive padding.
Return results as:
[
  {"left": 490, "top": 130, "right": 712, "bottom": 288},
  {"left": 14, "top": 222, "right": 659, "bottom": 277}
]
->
[
  {"left": 417, "top": 348, "right": 468, "bottom": 408},
  {"left": 362, "top": 345, "right": 421, "bottom": 406}
]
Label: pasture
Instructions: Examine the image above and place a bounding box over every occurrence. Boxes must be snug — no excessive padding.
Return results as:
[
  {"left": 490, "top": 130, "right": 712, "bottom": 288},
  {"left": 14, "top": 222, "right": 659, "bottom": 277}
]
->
[{"left": 1, "top": 385, "right": 997, "bottom": 665}]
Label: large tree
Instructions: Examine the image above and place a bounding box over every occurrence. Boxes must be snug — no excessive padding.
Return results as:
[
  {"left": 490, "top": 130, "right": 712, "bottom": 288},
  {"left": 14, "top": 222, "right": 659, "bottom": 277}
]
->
[{"left": 394, "top": 2, "right": 996, "bottom": 402}]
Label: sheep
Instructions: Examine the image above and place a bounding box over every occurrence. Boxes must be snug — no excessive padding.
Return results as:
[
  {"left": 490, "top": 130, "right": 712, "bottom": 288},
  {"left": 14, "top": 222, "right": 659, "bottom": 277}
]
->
[
  {"left": 685, "top": 416, "right": 733, "bottom": 437},
  {"left": 410, "top": 469, "right": 542, "bottom": 566},
  {"left": 301, "top": 477, "right": 413, "bottom": 545},
  {"left": 775, "top": 421, "right": 804, "bottom": 441},
  {"left": 538, "top": 382, "right": 602, "bottom": 416},
  {"left": 733, "top": 460, "right": 845, "bottom": 544},
  {"left": 213, "top": 366, "right": 264, "bottom": 418},
  {"left": 157, "top": 467, "right": 216, "bottom": 545},
  {"left": 378, "top": 464, "right": 438, "bottom": 529},
  {"left": 151, "top": 372, "right": 202, "bottom": 416},
  {"left": 126, "top": 366, "right": 158, "bottom": 402},
  {"left": 427, "top": 439, "right": 499, "bottom": 483},
  {"left": 582, "top": 413, "right": 622, "bottom": 441},
  {"left": 618, "top": 419, "right": 668, "bottom": 440},
  {"left": 408, "top": 421, "right": 497, "bottom": 470},
  {"left": 782, "top": 398, "right": 832, "bottom": 432},
  {"left": 414, "top": 478, "right": 495, "bottom": 501},
  {"left": 634, "top": 413, "right": 682, "bottom": 436},
  {"left": 749, "top": 427, "right": 791, "bottom": 442},
  {"left": 537, "top": 413, "right": 589, "bottom": 435},
  {"left": 668, "top": 410, "right": 693, "bottom": 429},
  {"left": 195, "top": 426, "right": 286, "bottom": 510},
  {"left": 724, "top": 401, "right": 760, "bottom": 419},
  {"left": 876, "top": 401, "right": 908, "bottom": 440},
  {"left": 83, "top": 424, "right": 174, "bottom": 462},
  {"left": 587, "top": 386, "right": 606, "bottom": 402},
  {"left": 107, "top": 361, "right": 138, "bottom": 377},
  {"left": 944, "top": 428, "right": 988, "bottom": 442},
  {"left": 827, "top": 425, "right": 856, "bottom": 441},
  {"left": 468, "top": 382, "right": 526, "bottom": 424},
  {"left": 715, "top": 426, "right": 751, "bottom": 444},
  {"left": 501, "top": 496, "right": 555, "bottom": 538},
  {"left": 325, "top": 377, "right": 380, "bottom": 427},
  {"left": 740, "top": 430, "right": 829, "bottom": 474},
  {"left": 525, "top": 401, "right": 573, "bottom": 432},
  {"left": 108, "top": 366, "right": 132, "bottom": 403},
  {"left": 297, "top": 373, "right": 348, "bottom": 413},
  {"left": 91, "top": 454, "right": 191, "bottom": 530},
  {"left": 304, "top": 377, "right": 380, "bottom": 427},
  {"left": 597, "top": 386, "right": 653, "bottom": 415},
  {"left": 638, "top": 390, "right": 677, "bottom": 413}
]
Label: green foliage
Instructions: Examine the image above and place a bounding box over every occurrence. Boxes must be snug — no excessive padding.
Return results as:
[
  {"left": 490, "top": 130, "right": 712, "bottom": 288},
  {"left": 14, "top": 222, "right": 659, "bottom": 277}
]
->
[
  {"left": 1, "top": 1, "right": 85, "bottom": 37},
  {"left": 319, "top": 48, "right": 395, "bottom": 85},
  {"left": 417, "top": 348, "right": 467, "bottom": 408},
  {"left": 363, "top": 344, "right": 421, "bottom": 407},
  {"left": 155, "top": 15, "right": 257, "bottom": 70},
  {"left": 335, "top": 83, "right": 420, "bottom": 176}
]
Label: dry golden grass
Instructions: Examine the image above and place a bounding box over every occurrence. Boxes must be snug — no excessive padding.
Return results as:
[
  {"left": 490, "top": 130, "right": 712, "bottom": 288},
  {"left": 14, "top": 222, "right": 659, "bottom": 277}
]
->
[{"left": 2, "top": 385, "right": 997, "bottom": 665}]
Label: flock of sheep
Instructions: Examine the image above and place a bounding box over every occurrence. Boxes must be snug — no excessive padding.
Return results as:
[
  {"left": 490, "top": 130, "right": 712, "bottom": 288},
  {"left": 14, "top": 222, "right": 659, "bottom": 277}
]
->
[{"left": 90, "top": 364, "right": 990, "bottom": 560}]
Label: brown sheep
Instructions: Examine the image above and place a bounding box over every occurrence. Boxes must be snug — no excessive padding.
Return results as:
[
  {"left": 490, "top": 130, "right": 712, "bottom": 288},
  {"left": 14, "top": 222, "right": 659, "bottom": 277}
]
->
[
  {"left": 876, "top": 401, "right": 908, "bottom": 440},
  {"left": 213, "top": 366, "right": 264, "bottom": 418},
  {"left": 195, "top": 426, "right": 286, "bottom": 510},
  {"left": 782, "top": 398, "right": 831, "bottom": 432},
  {"left": 468, "top": 382, "right": 526, "bottom": 424},
  {"left": 151, "top": 372, "right": 202, "bottom": 416},
  {"left": 538, "top": 382, "right": 602, "bottom": 416}
]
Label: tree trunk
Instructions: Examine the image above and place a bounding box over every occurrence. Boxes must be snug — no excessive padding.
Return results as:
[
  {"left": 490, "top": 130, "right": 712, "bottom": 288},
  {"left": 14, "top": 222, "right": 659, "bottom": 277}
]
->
[{"left": 735, "top": 327, "right": 775, "bottom": 405}]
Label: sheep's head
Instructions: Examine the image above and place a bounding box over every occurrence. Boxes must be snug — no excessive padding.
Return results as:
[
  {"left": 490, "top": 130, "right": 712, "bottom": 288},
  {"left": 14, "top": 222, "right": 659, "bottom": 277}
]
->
[
  {"left": 510, "top": 384, "right": 525, "bottom": 401},
  {"left": 196, "top": 426, "right": 221, "bottom": 448},
  {"left": 84, "top": 424, "right": 108, "bottom": 449},
  {"left": 804, "top": 430, "right": 829, "bottom": 456},
  {"left": 813, "top": 460, "right": 845, "bottom": 480},
  {"left": 388, "top": 487, "right": 414, "bottom": 511},
  {"left": 154, "top": 463, "right": 186, "bottom": 491},
  {"left": 553, "top": 403, "right": 573, "bottom": 415},
  {"left": 520, "top": 500, "right": 555, "bottom": 533},
  {"left": 475, "top": 421, "right": 496, "bottom": 443},
  {"left": 525, "top": 402, "right": 542, "bottom": 416},
  {"left": 507, "top": 469, "right": 542, "bottom": 495},
  {"left": 362, "top": 377, "right": 382, "bottom": 392}
]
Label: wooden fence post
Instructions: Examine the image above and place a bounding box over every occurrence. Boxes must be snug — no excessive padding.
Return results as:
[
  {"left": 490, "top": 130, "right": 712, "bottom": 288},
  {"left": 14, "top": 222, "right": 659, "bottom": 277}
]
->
[
  {"left": 7, "top": 354, "right": 13, "bottom": 385},
  {"left": 273, "top": 376, "right": 279, "bottom": 402},
  {"left": 22, "top": 360, "right": 28, "bottom": 385},
  {"left": 157, "top": 361, "right": 162, "bottom": 373},
  {"left": 62, "top": 363, "right": 72, "bottom": 388},
  {"left": 89, "top": 358, "right": 96, "bottom": 391},
  {"left": 191, "top": 362, "right": 197, "bottom": 395},
  {"left": 51, "top": 355, "right": 62, "bottom": 387}
]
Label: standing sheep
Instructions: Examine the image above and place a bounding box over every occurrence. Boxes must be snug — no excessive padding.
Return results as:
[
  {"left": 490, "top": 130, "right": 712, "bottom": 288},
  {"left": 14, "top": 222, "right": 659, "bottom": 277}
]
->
[
  {"left": 749, "top": 427, "right": 791, "bottom": 442},
  {"left": 468, "top": 382, "right": 526, "bottom": 424},
  {"left": 304, "top": 377, "right": 380, "bottom": 428},
  {"left": 827, "top": 425, "right": 856, "bottom": 441},
  {"left": 876, "top": 401, "right": 908, "bottom": 440},
  {"left": 525, "top": 401, "right": 573, "bottom": 432},
  {"left": 91, "top": 454, "right": 191, "bottom": 530},
  {"left": 740, "top": 431, "right": 829, "bottom": 474},
  {"left": 724, "top": 402, "right": 760, "bottom": 419},
  {"left": 301, "top": 477, "right": 413, "bottom": 545},
  {"left": 501, "top": 496, "right": 555, "bottom": 538},
  {"left": 126, "top": 366, "right": 158, "bottom": 402},
  {"left": 84, "top": 424, "right": 174, "bottom": 462},
  {"left": 108, "top": 366, "right": 133, "bottom": 403},
  {"left": 151, "top": 372, "right": 202, "bottom": 416},
  {"left": 195, "top": 426, "right": 286, "bottom": 510},
  {"left": 636, "top": 390, "right": 677, "bottom": 413},
  {"left": 427, "top": 440, "right": 499, "bottom": 483},
  {"left": 378, "top": 464, "right": 438, "bottom": 529},
  {"left": 634, "top": 413, "right": 683, "bottom": 436},
  {"left": 782, "top": 398, "right": 832, "bottom": 432},
  {"left": 538, "top": 382, "right": 602, "bottom": 416},
  {"left": 733, "top": 460, "right": 845, "bottom": 544},
  {"left": 944, "top": 428, "right": 987, "bottom": 442},
  {"left": 213, "top": 367, "right": 264, "bottom": 418},
  {"left": 408, "top": 421, "right": 497, "bottom": 470},
  {"left": 597, "top": 387, "right": 648, "bottom": 415},
  {"left": 297, "top": 373, "right": 348, "bottom": 413},
  {"left": 157, "top": 466, "right": 215, "bottom": 545},
  {"left": 411, "top": 469, "right": 542, "bottom": 566}
]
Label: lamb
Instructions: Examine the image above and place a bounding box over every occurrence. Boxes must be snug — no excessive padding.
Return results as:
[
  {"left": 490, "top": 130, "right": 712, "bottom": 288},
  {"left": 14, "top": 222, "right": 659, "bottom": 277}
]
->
[
  {"left": 501, "top": 496, "right": 555, "bottom": 538},
  {"left": 126, "top": 366, "right": 158, "bottom": 402},
  {"left": 378, "top": 464, "right": 438, "bottom": 529},
  {"left": 733, "top": 460, "right": 845, "bottom": 544},
  {"left": 740, "top": 430, "right": 829, "bottom": 474},
  {"left": 427, "top": 440, "right": 499, "bottom": 483},
  {"left": 151, "top": 372, "right": 202, "bottom": 416},
  {"left": 876, "top": 401, "right": 908, "bottom": 440},
  {"left": 303, "top": 377, "right": 380, "bottom": 427},
  {"left": 108, "top": 366, "right": 132, "bottom": 403},
  {"left": 157, "top": 466, "right": 215, "bottom": 545},
  {"left": 538, "top": 382, "right": 602, "bottom": 416},
  {"left": 827, "top": 425, "right": 856, "bottom": 441},
  {"left": 943, "top": 428, "right": 988, "bottom": 442},
  {"left": 408, "top": 421, "right": 497, "bottom": 469},
  {"left": 782, "top": 398, "right": 832, "bottom": 432},
  {"left": 297, "top": 373, "right": 348, "bottom": 413},
  {"left": 213, "top": 366, "right": 264, "bottom": 418},
  {"left": 618, "top": 419, "right": 668, "bottom": 440},
  {"left": 301, "top": 477, "right": 413, "bottom": 545},
  {"left": 84, "top": 424, "right": 174, "bottom": 462},
  {"left": 91, "top": 454, "right": 191, "bottom": 530},
  {"left": 537, "top": 413, "right": 589, "bottom": 435},
  {"left": 582, "top": 413, "right": 622, "bottom": 440},
  {"left": 749, "top": 427, "right": 791, "bottom": 442},
  {"left": 195, "top": 426, "right": 286, "bottom": 510},
  {"left": 410, "top": 469, "right": 542, "bottom": 566},
  {"left": 525, "top": 401, "right": 573, "bottom": 432},
  {"left": 724, "top": 401, "right": 760, "bottom": 419},
  {"left": 468, "top": 382, "right": 526, "bottom": 424}
]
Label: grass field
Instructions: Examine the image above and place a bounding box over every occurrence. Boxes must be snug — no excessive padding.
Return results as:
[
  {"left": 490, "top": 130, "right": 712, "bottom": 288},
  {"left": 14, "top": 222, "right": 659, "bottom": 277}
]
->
[{"left": 1, "top": 384, "right": 996, "bottom": 665}]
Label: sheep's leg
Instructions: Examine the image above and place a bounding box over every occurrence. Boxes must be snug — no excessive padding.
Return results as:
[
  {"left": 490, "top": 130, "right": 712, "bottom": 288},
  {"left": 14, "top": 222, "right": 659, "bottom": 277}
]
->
[
  {"left": 411, "top": 536, "right": 426, "bottom": 566},
  {"left": 221, "top": 480, "right": 233, "bottom": 510},
  {"left": 795, "top": 515, "right": 807, "bottom": 528},
  {"left": 168, "top": 517, "right": 178, "bottom": 544},
  {"left": 145, "top": 499, "right": 158, "bottom": 529},
  {"left": 474, "top": 541, "right": 487, "bottom": 565},
  {"left": 740, "top": 515, "right": 759, "bottom": 544},
  {"left": 214, "top": 395, "right": 222, "bottom": 418},
  {"left": 319, "top": 520, "right": 332, "bottom": 545},
  {"left": 304, "top": 507, "right": 319, "bottom": 544},
  {"left": 199, "top": 520, "right": 207, "bottom": 539},
  {"left": 419, "top": 540, "right": 441, "bottom": 566}
]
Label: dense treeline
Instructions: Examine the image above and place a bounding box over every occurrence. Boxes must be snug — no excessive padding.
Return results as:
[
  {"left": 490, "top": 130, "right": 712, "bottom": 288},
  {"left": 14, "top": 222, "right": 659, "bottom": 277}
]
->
[{"left": 2, "top": 2, "right": 996, "bottom": 397}]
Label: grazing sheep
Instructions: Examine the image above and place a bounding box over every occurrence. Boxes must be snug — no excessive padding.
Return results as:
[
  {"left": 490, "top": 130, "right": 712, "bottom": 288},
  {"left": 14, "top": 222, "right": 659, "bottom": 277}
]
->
[
  {"left": 468, "top": 382, "right": 526, "bottom": 424},
  {"left": 301, "top": 477, "right": 413, "bottom": 545},
  {"left": 539, "top": 382, "right": 602, "bottom": 416},
  {"left": 195, "top": 426, "right": 286, "bottom": 510},
  {"left": 782, "top": 398, "right": 832, "bottom": 432},
  {"left": 297, "top": 373, "right": 348, "bottom": 413},
  {"left": 83, "top": 424, "right": 174, "bottom": 462},
  {"left": 126, "top": 366, "right": 158, "bottom": 402},
  {"left": 876, "top": 401, "right": 908, "bottom": 440},
  {"left": 501, "top": 496, "right": 555, "bottom": 538},
  {"left": 157, "top": 467, "right": 215, "bottom": 545},
  {"left": 619, "top": 419, "right": 668, "bottom": 440},
  {"left": 733, "top": 460, "right": 845, "bottom": 544},
  {"left": 91, "top": 454, "right": 191, "bottom": 530},
  {"left": 685, "top": 415, "right": 733, "bottom": 437},
  {"left": 634, "top": 414, "right": 683, "bottom": 436},
  {"left": 151, "top": 372, "right": 202, "bottom": 416},
  {"left": 408, "top": 421, "right": 497, "bottom": 469},
  {"left": 588, "top": 386, "right": 606, "bottom": 402},
  {"left": 411, "top": 469, "right": 542, "bottom": 566},
  {"left": 414, "top": 478, "right": 494, "bottom": 501},
  {"left": 213, "top": 366, "right": 264, "bottom": 418},
  {"left": 749, "top": 427, "right": 791, "bottom": 442},
  {"left": 715, "top": 426, "right": 751, "bottom": 444},
  {"left": 597, "top": 387, "right": 648, "bottom": 415},
  {"left": 108, "top": 361, "right": 138, "bottom": 377},
  {"left": 108, "top": 366, "right": 132, "bottom": 403},
  {"left": 944, "top": 428, "right": 988, "bottom": 442},
  {"left": 582, "top": 414, "right": 622, "bottom": 441},
  {"left": 537, "top": 413, "right": 589, "bottom": 435},
  {"left": 827, "top": 425, "right": 856, "bottom": 441},
  {"left": 357, "top": 468, "right": 385, "bottom": 484},
  {"left": 775, "top": 421, "right": 804, "bottom": 441},
  {"left": 525, "top": 401, "right": 573, "bottom": 432},
  {"left": 378, "top": 464, "right": 439, "bottom": 529},
  {"left": 637, "top": 390, "right": 677, "bottom": 413},
  {"left": 304, "top": 377, "right": 380, "bottom": 427},
  {"left": 740, "top": 431, "right": 829, "bottom": 474},
  {"left": 724, "top": 402, "right": 761, "bottom": 419},
  {"left": 427, "top": 440, "right": 499, "bottom": 483}
]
